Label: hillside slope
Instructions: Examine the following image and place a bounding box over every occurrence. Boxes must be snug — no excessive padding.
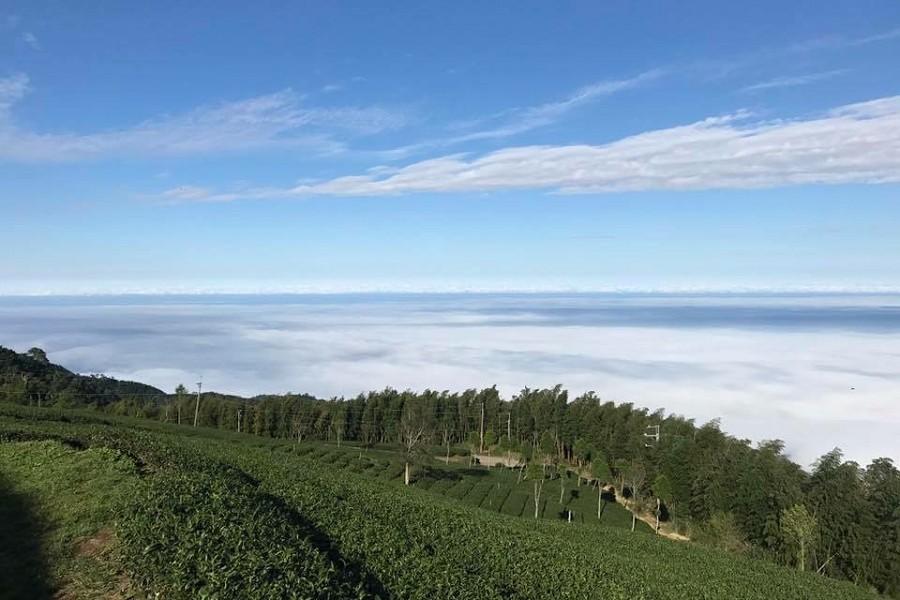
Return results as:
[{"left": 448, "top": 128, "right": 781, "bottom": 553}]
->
[
  {"left": 0, "top": 403, "right": 875, "bottom": 600},
  {"left": 287, "top": 442, "right": 651, "bottom": 532}
]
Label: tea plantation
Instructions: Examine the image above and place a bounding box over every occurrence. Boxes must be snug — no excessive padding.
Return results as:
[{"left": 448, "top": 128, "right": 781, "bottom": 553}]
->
[
  {"left": 0, "top": 403, "right": 876, "bottom": 599},
  {"left": 283, "top": 443, "right": 649, "bottom": 531}
]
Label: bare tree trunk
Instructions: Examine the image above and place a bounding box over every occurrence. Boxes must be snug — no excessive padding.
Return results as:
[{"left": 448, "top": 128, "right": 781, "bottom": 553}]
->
[
  {"left": 816, "top": 554, "right": 836, "bottom": 575},
  {"left": 533, "top": 481, "right": 541, "bottom": 518},
  {"left": 193, "top": 388, "right": 201, "bottom": 427},
  {"left": 560, "top": 475, "right": 565, "bottom": 504},
  {"left": 404, "top": 461, "right": 411, "bottom": 486},
  {"left": 655, "top": 498, "right": 660, "bottom": 534},
  {"left": 479, "top": 401, "right": 484, "bottom": 453},
  {"left": 598, "top": 483, "right": 603, "bottom": 519},
  {"left": 631, "top": 512, "right": 636, "bottom": 532}
]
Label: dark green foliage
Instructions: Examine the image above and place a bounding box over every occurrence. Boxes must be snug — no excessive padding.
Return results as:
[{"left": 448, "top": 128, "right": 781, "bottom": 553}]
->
[
  {"left": 120, "top": 470, "right": 368, "bottom": 599},
  {"left": 0, "top": 345, "right": 165, "bottom": 411},
  {"left": 863, "top": 458, "right": 900, "bottom": 596},
  {"left": 805, "top": 450, "right": 878, "bottom": 587}
]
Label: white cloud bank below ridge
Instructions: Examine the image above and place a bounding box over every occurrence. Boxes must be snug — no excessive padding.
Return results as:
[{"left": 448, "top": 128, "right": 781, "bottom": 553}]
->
[
  {"left": 166, "top": 95, "right": 900, "bottom": 202},
  {"left": 1, "top": 295, "right": 898, "bottom": 467}
]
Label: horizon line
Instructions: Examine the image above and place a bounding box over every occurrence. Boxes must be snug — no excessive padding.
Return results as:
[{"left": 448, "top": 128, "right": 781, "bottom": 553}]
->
[{"left": 3, "top": 285, "right": 900, "bottom": 298}]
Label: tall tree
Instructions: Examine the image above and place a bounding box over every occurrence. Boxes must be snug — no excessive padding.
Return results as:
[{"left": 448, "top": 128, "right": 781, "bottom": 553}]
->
[
  {"left": 863, "top": 458, "right": 900, "bottom": 595},
  {"left": 625, "top": 461, "right": 646, "bottom": 532},
  {"left": 558, "top": 462, "right": 567, "bottom": 504},
  {"left": 526, "top": 459, "right": 545, "bottom": 519},
  {"left": 781, "top": 504, "right": 818, "bottom": 572},
  {"left": 653, "top": 474, "right": 673, "bottom": 534},
  {"left": 806, "top": 449, "right": 877, "bottom": 584},
  {"left": 175, "top": 384, "right": 187, "bottom": 425},
  {"left": 399, "top": 399, "right": 432, "bottom": 485},
  {"left": 592, "top": 453, "right": 612, "bottom": 519}
]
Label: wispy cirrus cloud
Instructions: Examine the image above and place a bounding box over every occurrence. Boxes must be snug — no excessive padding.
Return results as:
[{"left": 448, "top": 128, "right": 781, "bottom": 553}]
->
[
  {"left": 448, "top": 69, "right": 665, "bottom": 142},
  {"left": 685, "top": 26, "right": 899, "bottom": 82},
  {"left": 0, "top": 74, "right": 406, "bottom": 162},
  {"left": 164, "top": 95, "right": 900, "bottom": 202},
  {"left": 21, "top": 31, "right": 39, "bottom": 49},
  {"left": 2, "top": 14, "right": 39, "bottom": 49},
  {"left": 788, "top": 26, "right": 900, "bottom": 53},
  {"left": 0, "top": 72, "right": 29, "bottom": 114},
  {"left": 740, "top": 69, "right": 846, "bottom": 93},
  {"left": 379, "top": 25, "right": 899, "bottom": 160},
  {"left": 382, "top": 69, "right": 664, "bottom": 159}
]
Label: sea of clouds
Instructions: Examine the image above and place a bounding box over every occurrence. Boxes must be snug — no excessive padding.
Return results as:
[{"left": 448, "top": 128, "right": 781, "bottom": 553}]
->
[{"left": 1, "top": 292, "right": 897, "bottom": 468}]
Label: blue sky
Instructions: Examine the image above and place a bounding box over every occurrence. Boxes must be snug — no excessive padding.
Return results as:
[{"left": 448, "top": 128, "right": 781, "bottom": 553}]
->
[{"left": 2, "top": 1, "right": 899, "bottom": 293}]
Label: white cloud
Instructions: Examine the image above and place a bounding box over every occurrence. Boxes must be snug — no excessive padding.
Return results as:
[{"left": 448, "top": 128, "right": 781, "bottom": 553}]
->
[
  {"left": 0, "top": 76, "right": 406, "bottom": 162},
  {"left": 2, "top": 294, "right": 898, "bottom": 466},
  {"left": 789, "top": 26, "right": 900, "bottom": 53},
  {"left": 170, "top": 95, "right": 900, "bottom": 201},
  {"left": 740, "top": 69, "right": 846, "bottom": 93},
  {"left": 381, "top": 70, "right": 663, "bottom": 160},
  {"left": 448, "top": 69, "right": 665, "bottom": 143},
  {"left": 849, "top": 27, "right": 900, "bottom": 46},
  {"left": 0, "top": 72, "right": 29, "bottom": 113},
  {"left": 2, "top": 15, "right": 20, "bottom": 30},
  {"left": 21, "top": 31, "right": 39, "bottom": 49}
]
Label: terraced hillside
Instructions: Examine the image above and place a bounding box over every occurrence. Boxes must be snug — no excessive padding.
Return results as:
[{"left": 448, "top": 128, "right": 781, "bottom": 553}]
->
[
  {"left": 0, "top": 403, "right": 875, "bottom": 600},
  {"left": 289, "top": 443, "right": 649, "bottom": 531}
]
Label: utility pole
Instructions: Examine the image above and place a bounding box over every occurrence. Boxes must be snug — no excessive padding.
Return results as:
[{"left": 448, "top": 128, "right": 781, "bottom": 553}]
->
[
  {"left": 193, "top": 381, "right": 202, "bottom": 427},
  {"left": 644, "top": 424, "right": 660, "bottom": 448},
  {"left": 479, "top": 400, "right": 485, "bottom": 454}
]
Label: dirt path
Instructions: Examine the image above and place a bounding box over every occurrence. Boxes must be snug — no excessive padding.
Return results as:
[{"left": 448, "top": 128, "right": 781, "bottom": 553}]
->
[
  {"left": 472, "top": 453, "right": 522, "bottom": 468},
  {"left": 607, "top": 486, "right": 690, "bottom": 542}
]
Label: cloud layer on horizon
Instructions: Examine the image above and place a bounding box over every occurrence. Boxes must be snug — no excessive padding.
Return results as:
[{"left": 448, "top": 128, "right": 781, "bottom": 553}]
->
[{"left": 1, "top": 294, "right": 898, "bottom": 467}]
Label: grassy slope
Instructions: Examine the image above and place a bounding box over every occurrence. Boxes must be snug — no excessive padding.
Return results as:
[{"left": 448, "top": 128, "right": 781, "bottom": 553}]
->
[
  {"left": 0, "top": 404, "right": 877, "bottom": 600},
  {"left": 0, "top": 440, "right": 140, "bottom": 599}
]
